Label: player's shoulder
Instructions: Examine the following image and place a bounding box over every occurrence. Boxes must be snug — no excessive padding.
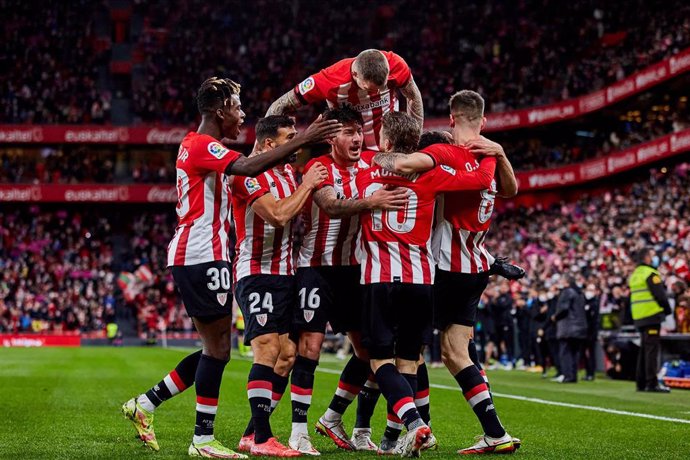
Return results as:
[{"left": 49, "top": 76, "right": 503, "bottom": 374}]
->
[
  {"left": 321, "top": 57, "right": 356, "bottom": 80},
  {"left": 305, "top": 154, "right": 334, "bottom": 169},
  {"left": 186, "top": 132, "right": 236, "bottom": 159},
  {"left": 359, "top": 150, "right": 376, "bottom": 166}
]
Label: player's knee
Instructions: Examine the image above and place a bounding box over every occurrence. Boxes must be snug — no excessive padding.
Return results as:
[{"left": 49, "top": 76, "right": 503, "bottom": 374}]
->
[
  {"left": 299, "top": 334, "right": 323, "bottom": 360},
  {"left": 251, "top": 335, "right": 281, "bottom": 365},
  {"left": 204, "top": 340, "right": 232, "bottom": 361},
  {"left": 278, "top": 347, "right": 296, "bottom": 371}
]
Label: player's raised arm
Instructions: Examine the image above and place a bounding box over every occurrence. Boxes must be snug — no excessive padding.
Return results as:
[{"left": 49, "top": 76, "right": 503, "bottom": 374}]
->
[
  {"left": 251, "top": 162, "right": 328, "bottom": 227},
  {"left": 400, "top": 77, "right": 424, "bottom": 127},
  {"left": 226, "top": 115, "right": 342, "bottom": 177},
  {"left": 265, "top": 90, "right": 304, "bottom": 116},
  {"left": 313, "top": 184, "right": 407, "bottom": 219},
  {"left": 466, "top": 136, "right": 518, "bottom": 198},
  {"left": 373, "top": 151, "right": 435, "bottom": 175}
]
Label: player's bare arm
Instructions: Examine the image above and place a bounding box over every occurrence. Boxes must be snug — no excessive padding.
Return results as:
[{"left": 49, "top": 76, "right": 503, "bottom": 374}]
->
[
  {"left": 251, "top": 163, "right": 329, "bottom": 227},
  {"left": 265, "top": 90, "right": 304, "bottom": 116},
  {"left": 225, "top": 116, "right": 341, "bottom": 177},
  {"left": 373, "top": 151, "right": 434, "bottom": 175},
  {"left": 466, "top": 136, "right": 518, "bottom": 197},
  {"left": 399, "top": 77, "right": 424, "bottom": 127},
  {"left": 313, "top": 185, "right": 407, "bottom": 218}
]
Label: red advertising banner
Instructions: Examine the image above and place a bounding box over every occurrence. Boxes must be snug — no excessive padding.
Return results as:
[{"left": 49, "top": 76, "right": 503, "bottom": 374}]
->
[
  {"left": 0, "top": 184, "right": 177, "bottom": 203},
  {"left": 1, "top": 334, "right": 81, "bottom": 347},
  {"left": 0, "top": 125, "right": 255, "bottom": 145},
  {"left": 0, "top": 48, "right": 688, "bottom": 144},
  {"left": 429, "top": 46, "right": 690, "bottom": 132},
  {"left": 515, "top": 128, "right": 690, "bottom": 191}
]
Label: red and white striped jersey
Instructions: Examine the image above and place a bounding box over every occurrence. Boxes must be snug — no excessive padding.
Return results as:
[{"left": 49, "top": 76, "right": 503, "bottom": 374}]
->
[
  {"left": 423, "top": 144, "right": 498, "bottom": 273},
  {"left": 297, "top": 152, "right": 374, "bottom": 268},
  {"left": 231, "top": 164, "right": 298, "bottom": 282},
  {"left": 167, "top": 132, "right": 241, "bottom": 267},
  {"left": 356, "top": 158, "right": 496, "bottom": 284},
  {"left": 293, "top": 51, "right": 412, "bottom": 151}
]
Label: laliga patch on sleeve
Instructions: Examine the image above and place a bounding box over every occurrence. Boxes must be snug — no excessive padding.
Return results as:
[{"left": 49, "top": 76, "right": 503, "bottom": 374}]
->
[
  {"left": 298, "top": 77, "right": 316, "bottom": 95},
  {"left": 244, "top": 177, "right": 262, "bottom": 194},
  {"left": 440, "top": 164, "right": 457, "bottom": 175},
  {"left": 207, "top": 141, "right": 230, "bottom": 159}
]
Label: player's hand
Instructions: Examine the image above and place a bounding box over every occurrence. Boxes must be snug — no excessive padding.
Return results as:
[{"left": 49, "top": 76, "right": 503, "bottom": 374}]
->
[
  {"left": 302, "top": 162, "right": 329, "bottom": 190},
  {"left": 466, "top": 136, "right": 505, "bottom": 158},
  {"left": 301, "top": 115, "right": 343, "bottom": 144},
  {"left": 368, "top": 186, "right": 409, "bottom": 211}
]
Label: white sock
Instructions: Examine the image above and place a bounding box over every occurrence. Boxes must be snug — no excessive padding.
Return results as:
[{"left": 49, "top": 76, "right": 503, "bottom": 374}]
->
[
  {"left": 137, "top": 394, "right": 156, "bottom": 413},
  {"left": 323, "top": 408, "right": 342, "bottom": 423},
  {"left": 193, "top": 434, "right": 215, "bottom": 444},
  {"left": 291, "top": 422, "right": 308, "bottom": 438}
]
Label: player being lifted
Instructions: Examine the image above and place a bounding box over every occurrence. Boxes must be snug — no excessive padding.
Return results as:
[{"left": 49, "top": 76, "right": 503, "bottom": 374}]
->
[
  {"left": 356, "top": 111, "right": 499, "bottom": 457},
  {"left": 231, "top": 115, "right": 332, "bottom": 457},
  {"left": 374, "top": 90, "right": 521, "bottom": 454},
  {"left": 122, "top": 78, "right": 341, "bottom": 459},
  {"left": 266, "top": 49, "right": 424, "bottom": 151},
  {"left": 284, "top": 105, "right": 407, "bottom": 455}
]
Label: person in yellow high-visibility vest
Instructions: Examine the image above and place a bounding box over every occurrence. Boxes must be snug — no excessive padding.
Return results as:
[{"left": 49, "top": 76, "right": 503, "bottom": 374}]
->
[{"left": 628, "top": 248, "right": 672, "bottom": 393}]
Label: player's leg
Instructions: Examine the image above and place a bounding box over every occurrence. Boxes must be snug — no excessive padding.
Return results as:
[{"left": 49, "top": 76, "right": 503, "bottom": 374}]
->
[
  {"left": 316, "top": 267, "right": 370, "bottom": 450},
  {"left": 122, "top": 350, "right": 202, "bottom": 451},
  {"left": 239, "top": 334, "right": 292, "bottom": 452},
  {"left": 188, "top": 314, "right": 244, "bottom": 457},
  {"left": 235, "top": 275, "right": 300, "bottom": 457},
  {"left": 436, "top": 270, "right": 516, "bottom": 455},
  {"left": 351, "top": 372, "right": 380, "bottom": 451},
  {"left": 288, "top": 331, "right": 323, "bottom": 454}
]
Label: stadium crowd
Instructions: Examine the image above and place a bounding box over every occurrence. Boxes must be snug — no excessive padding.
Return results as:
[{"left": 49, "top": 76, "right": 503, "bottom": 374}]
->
[
  {"left": 2, "top": 164, "right": 688, "bottom": 357},
  {"left": 474, "top": 162, "right": 690, "bottom": 373},
  {"left": 0, "top": 1, "right": 111, "bottom": 124},
  {"left": 2, "top": 0, "right": 690, "bottom": 123}
]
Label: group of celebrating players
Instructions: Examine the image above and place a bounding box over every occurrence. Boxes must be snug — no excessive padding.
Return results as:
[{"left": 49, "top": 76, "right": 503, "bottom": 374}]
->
[{"left": 122, "top": 49, "right": 525, "bottom": 458}]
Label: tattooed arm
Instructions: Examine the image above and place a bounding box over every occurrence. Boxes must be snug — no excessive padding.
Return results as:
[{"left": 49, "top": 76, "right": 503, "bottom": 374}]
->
[
  {"left": 373, "top": 151, "right": 435, "bottom": 175},
  {"left": 313, "top": 185, "right": 407, "bottom": 218},
  {"left": 265, "top": 90, "right": 304, "bottom": 116},
  {"left": 399, "top": 77, "right": 424, "bottom": 127}
]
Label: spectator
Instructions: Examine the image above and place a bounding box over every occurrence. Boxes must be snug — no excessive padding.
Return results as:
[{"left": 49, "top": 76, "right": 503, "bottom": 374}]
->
[{"left": 553, "top": 276, "right": 588, "bottom": 383}]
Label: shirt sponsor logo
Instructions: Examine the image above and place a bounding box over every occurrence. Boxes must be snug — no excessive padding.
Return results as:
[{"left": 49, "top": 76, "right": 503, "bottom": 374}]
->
[
  {"left": 207, "top": 142, "right": 230, "bottom": 159},
  {"left": 299, "top": 77, "right": 316, "bottom": 95},
  {"left": 244, "top": 177, "right": 262, "bottom": 194}
]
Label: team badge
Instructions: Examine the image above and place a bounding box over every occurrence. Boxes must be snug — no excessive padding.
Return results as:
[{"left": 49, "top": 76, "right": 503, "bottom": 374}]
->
[
  {"left": 303, "top": 310, "right": 314, "bottom": 323},
  {"left": 207, "top": 142, "right": 230, "bottom": 159},
  {"left": 244, "top": 177, "right": 262, "bottom": 194},
  {"left": 216, "top": 293, "right": 227, "bottom": 306},
  {"left": 256, "top": 314, "right": 268, "bottom": 326},
  {"left": 298, "top": 77, "right": 315, "bottom": 95},
  {"left": 440, "top": 164, "right": 456, "bottom": 175}
]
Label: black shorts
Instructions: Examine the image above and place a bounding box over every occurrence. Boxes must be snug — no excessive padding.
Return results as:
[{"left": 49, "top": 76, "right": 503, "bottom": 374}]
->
[
  {"left": 171, "top": 261, "right": 232, "bottom": 321},
  {"left": 293, "top": 266, "right": 362, "bottom": 335},
  {"left": 234, "top": 274, "right": 295, "bottom": 345},
  {"left": 362, "top": 283, "right": 432, "bottom": 361},
  {"left": 434, "top": 269, "right": 489, "bottom": 330}
]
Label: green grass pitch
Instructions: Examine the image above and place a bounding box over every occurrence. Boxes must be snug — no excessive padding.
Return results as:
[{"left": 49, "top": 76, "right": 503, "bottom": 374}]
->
[{"left": 1, "top": 347, "right": 689, "bottom": 459}]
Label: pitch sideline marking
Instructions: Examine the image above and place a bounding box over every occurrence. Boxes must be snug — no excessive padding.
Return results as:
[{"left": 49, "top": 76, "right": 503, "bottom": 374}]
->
[
  {"left": 315, "top": 366, "right": 690, "bottom": 425},
  {"left": 168, "top": 349, "right": 690, "bottom": 425}
]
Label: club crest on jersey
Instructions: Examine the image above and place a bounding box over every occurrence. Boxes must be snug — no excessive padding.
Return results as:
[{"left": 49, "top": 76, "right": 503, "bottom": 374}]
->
[
  {"left": 256, "top": 313, "right": 268, "bottom": 326},
  {"left": 299, "top": 77, "right": 315, "bottom": 95},
  {"left": 303, "top": 309, "right": 315, "bottom": 323},
  {"left": 440, "top": 164, "right": 457, "bottom": 175},
  {"left": 216, "top": 293, "right": 228, "bottom": 306},
  {"left": 208, "top": 142, "right": 230, "bottom": 159},
  {"left": 244, "top": 177, "right": 262, "bottom": 194}
]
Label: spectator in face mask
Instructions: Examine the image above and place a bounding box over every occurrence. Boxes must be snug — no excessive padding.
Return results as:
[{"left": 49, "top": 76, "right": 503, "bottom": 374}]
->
[
  {"left": 582, "top": 284, "right": 601, "bottom": 381},
  {"left": 552, "top": 276, "right": 588, "bottom": 383},
  {"left": 544, "top": 286, "right": 562, "bottom": 379}
]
